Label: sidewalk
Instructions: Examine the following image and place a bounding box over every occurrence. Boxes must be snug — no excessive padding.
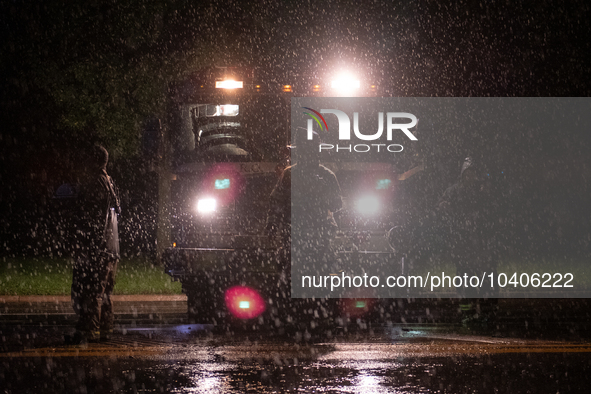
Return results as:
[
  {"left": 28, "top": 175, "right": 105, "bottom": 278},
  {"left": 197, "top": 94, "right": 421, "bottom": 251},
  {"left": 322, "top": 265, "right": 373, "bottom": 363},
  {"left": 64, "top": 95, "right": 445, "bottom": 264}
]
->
[
  {"left": 0, "top": 294, "right": 187, "bottom": 303},
  {"left": 0, "top": 295, "right": 188, "bottom": 316}
]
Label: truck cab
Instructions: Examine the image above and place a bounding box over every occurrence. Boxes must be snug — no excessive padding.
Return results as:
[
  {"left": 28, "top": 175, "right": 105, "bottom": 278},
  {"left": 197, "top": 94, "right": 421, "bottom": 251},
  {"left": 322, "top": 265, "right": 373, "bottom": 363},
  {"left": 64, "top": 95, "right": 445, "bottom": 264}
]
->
[{"left": 161, "top": 67, "right": 421, "bottom": 329}]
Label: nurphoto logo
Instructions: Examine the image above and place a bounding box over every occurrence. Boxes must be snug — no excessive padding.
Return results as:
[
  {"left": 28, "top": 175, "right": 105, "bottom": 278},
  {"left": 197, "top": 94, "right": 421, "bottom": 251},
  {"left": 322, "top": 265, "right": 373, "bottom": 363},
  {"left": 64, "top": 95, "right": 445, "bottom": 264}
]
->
[{"left": 302, "top": 107, "right": 418, "bottom": 153}]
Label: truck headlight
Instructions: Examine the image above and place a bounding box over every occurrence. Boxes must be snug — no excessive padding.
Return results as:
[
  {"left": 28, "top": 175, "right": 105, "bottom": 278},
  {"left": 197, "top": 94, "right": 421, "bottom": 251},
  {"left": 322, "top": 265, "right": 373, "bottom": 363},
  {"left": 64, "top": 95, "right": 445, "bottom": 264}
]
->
[
  {"left": 355, "top": 194, "right": 380, "bottom": 216},
  {"left": 197, "top": 198, "right": 217, "bottom": 214}
]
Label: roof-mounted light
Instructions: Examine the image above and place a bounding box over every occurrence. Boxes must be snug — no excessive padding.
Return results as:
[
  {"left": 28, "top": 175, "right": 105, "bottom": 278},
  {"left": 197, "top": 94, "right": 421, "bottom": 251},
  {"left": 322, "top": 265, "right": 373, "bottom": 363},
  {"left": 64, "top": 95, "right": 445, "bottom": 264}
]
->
[
  {"left": 216, "top": 80, "right": 243, "bottom": 89},
  {"left": 331, "top": 73, "right": 360, "bottom": 96}
]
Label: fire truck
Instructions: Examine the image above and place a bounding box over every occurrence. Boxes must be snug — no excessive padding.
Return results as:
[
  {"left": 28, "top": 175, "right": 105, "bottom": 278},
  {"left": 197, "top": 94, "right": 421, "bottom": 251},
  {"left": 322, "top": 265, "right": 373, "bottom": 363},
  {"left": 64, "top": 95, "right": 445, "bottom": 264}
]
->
[{"left": 155, "top": 67, "right": 423, "bottom": 330}]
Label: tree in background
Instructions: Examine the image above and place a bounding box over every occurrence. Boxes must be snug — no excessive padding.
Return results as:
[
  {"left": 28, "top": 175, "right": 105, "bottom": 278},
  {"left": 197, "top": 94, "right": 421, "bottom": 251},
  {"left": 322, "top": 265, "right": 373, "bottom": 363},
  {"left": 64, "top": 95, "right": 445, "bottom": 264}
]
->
[{"left": 0, "top": 0, "right": 278, "bottom": 258}]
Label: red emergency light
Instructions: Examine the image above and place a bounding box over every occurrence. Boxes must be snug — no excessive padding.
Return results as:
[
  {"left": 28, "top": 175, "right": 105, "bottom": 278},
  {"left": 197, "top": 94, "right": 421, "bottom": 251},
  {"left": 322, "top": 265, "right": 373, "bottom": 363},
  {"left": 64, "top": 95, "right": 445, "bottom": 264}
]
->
[{"left": 224, "top": 285, "right": 266, "bottom": 319}]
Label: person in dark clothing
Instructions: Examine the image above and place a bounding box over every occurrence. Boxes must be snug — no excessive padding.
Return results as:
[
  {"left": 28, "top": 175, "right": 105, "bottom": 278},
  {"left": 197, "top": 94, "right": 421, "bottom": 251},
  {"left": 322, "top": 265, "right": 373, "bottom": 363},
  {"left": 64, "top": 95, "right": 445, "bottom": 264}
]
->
[
  {"left": 266, "top": 129, "right": 342, "bottom": 324},
  {"left": 438, "top": 157, "right": 499, "bottom": 326},
  {"left": 69, "top": 145, "right": 121, "bottom": 344},
  {"left": 267, "top": 129, "right": 342, "bottom": 252},
  {"left": 267, "top": 129, "right": 342, "bottom": 291}
]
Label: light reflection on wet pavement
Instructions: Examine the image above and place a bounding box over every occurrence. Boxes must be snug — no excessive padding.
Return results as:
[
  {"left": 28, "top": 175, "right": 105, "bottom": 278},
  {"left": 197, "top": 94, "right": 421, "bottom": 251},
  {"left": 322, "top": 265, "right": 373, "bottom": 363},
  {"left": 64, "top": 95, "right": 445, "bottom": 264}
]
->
[
  {"left": 2, "top": 328, "right": 591, "bottom": 393},
  {"left": 3, "top": 299, "right": 591, "bottom": 392}
]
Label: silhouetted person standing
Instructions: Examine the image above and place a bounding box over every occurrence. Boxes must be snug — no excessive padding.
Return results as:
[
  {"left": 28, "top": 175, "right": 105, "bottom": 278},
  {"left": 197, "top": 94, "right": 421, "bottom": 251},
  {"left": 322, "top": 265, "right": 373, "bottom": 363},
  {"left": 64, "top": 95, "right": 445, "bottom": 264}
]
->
[
  {"left": 267, "top": 130, "right": 342, "bottom": 252},
  {"left": 70, "top": 144, "right": 120, "bottom": 344},
  {"left": 267, "top": 129, "right": 342, "bottom": 303}
]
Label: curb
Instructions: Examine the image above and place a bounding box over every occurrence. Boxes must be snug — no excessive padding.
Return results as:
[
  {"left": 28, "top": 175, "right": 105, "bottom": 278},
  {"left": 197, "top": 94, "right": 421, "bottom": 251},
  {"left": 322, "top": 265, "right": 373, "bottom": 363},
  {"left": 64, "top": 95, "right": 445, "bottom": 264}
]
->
[{"left": 0, "top": 295, "right": 187, "bottom": 303}]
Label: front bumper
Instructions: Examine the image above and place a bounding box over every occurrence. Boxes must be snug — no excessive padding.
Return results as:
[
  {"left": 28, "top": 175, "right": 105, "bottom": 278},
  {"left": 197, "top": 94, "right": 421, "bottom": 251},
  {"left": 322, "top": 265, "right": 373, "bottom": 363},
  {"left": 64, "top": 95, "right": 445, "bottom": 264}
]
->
[{"left": 163, "top": 246, "right": 286, "bottom": 279}]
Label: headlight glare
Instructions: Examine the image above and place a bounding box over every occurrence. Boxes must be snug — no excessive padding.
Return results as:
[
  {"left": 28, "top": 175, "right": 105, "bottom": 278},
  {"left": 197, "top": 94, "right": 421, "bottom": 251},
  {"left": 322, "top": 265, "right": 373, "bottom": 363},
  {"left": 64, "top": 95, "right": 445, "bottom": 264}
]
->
[
  {"left": 331, "top": 72, "right": 360, "bottom": 96},
  {"left": 197, "top": 198, "right": 217, "bottom": 214},
  {"left": 215, "top": 80, "right": 243, "bottom": 89},
  {"left": 355, "top": 194, "right": 380, "bottom": 216}
]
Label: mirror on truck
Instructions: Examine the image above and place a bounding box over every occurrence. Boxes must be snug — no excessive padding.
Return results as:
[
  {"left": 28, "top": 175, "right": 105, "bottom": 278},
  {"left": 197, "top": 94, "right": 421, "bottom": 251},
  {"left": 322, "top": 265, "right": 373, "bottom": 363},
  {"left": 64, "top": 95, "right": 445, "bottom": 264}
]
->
[{"left": 142, "top": 117, "right": 162, "bottom": 170}]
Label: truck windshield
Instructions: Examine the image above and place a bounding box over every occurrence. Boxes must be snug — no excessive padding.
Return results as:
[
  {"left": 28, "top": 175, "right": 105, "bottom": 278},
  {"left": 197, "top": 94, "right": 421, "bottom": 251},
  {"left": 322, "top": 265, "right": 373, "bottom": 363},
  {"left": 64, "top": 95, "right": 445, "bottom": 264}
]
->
[{"left": 172, "top": 95, "right": 289, "bottom": 166}]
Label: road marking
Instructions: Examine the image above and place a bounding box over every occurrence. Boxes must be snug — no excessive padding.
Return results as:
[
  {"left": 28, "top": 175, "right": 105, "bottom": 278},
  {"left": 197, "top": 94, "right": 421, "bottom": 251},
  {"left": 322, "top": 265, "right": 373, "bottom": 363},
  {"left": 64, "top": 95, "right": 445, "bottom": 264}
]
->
[
  {"left": 3, "top": 339, "right": 591, "bottom": 359},
  {"left": 317, "top": 342, "right": 591, "bottom": 359},
  {"left": 0, "top": 345, "right": 168, "bottom": 358}
]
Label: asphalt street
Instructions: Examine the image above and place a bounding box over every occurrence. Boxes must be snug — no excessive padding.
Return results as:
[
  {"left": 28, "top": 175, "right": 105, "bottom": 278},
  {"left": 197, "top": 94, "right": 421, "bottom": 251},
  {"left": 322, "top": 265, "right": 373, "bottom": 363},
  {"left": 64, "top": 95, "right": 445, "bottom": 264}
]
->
[
  {"left": 2, "top": 297, "right": 591, "bottom": 392},
  {"left": 3, "top": 334, "right": 591, "bottom": 393}
]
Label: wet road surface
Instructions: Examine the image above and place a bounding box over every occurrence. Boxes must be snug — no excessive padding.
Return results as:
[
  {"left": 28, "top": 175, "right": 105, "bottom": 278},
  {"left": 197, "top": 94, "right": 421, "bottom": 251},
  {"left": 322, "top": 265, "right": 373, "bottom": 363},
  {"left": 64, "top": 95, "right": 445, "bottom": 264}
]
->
[
  {"left": 2, "top": 329, "right": 591, "bottom": 393},
  {"left": 2, "top": 299, "right": 591, "bottom": 393}
]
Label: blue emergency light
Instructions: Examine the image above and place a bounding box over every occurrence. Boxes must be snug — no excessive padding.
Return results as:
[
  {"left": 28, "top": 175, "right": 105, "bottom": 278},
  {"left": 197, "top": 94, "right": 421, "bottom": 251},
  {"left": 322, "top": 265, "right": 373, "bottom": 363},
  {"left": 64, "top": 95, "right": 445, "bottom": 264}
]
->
[
  {"left": 215, "top": 178, "right": 231, "bottom": 189},
  {"left": 376, "top": 179, "right": 391, "bottom": 190}
]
